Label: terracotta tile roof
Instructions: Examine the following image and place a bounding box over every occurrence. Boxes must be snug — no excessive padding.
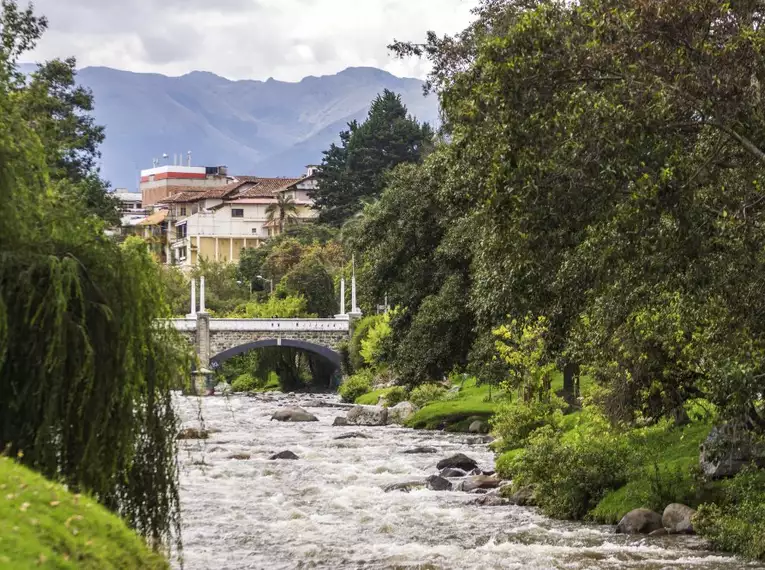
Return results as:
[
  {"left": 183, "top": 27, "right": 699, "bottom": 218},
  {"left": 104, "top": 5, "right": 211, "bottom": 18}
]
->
[
  {"left": 161, "top": 191, "right": 207, "bottom": 204},
  {"left": 196, "top": 180, "right": 252, "bottom": 200},
  {"left": 138, "top": 210, "right": 168, "bottom": 225},
  {"left": 236, "top": 177, "right": 304, "bottom": 198}
]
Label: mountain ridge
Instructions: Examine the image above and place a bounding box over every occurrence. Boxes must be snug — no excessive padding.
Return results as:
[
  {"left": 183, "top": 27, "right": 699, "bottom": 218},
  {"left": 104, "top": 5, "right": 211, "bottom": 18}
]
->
[{"left": 21, "top": 64, "right": 439, "bottom": 189}]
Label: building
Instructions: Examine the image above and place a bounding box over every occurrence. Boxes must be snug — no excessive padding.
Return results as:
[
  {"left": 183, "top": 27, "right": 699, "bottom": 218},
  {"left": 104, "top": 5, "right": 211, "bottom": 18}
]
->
[
  {"left": 114, "top": 190, "right": 145, "bottom": 214},
  {"left": 159, "top": 169, "right": 319, "bottom": 268},
  {"left": 140, "top": 164, "right": 233, "bottom": 207}
]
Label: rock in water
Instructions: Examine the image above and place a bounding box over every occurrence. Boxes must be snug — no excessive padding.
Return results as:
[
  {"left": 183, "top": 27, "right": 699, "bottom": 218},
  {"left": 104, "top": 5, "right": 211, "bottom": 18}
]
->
[
  {"left": 468, "top": 420, "right": 489, "bottom": 434},
  {"left": 426, "top": 475, "right": 452, "bottom": 491},
  {"left": 662, "top": 504, "right": 696, "bottom": 534},
  {"left": 616, "top": 509, "right": 663, "bottom": 534},
  {"left": 461, "top": 475, "right": 502, "bottom": 493},
  {"left": 177, "top": 428, "right": 209, "bottom": 440},
  {"left": 346, "top": 405, "right": 388, "bottom": 426},
  {"left": 271, "top": 407, "right": 319, "bottom": 422},
  {"left": 334, "top": 432, "right": 371, "bottom": 440},
  {"left": 387, "top": 401, "right": 417, "bottom": 425},
  {"left": 508, "top": 486, "right": 535, "bottom": 506},
  {"left": 269, "top": 450, "right": 299, "bottom": 460},
  {"left": 436, "top": 453, "right": 478, "bottom": 472},
  {"left": 439, "top": 467, "right": 468, "bottom": 478},
  {"left": 333, "top": 416, "right": 349, "bottom": 426},
  {"left": 402, "top": 446, "right": 439, "bottom": 454},
  {"left": 384, "top": 480, "right": 426, "bottom": 493},
  {"left": 699, "top": 422, "right": 765, "bottom": 479},
  {"left": 472, "top": 495, "right": 508, "bottom": 507}
]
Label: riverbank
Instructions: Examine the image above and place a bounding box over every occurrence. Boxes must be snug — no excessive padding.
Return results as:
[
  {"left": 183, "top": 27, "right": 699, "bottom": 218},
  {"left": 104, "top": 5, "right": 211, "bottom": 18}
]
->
[
  {"left": 0, "top": 457, "right": 167, "bottom": 569},
  {"left": 351, "top": 378, "right": 764, "bottom": 562},
  {"left": 175, "top": 392, "right": 754, "bottom": 569}
]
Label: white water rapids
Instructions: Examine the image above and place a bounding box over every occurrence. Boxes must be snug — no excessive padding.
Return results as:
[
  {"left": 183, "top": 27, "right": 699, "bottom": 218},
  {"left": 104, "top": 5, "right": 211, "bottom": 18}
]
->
[{"left": 175, "top": 393, "right": 763, "bottom": 570}]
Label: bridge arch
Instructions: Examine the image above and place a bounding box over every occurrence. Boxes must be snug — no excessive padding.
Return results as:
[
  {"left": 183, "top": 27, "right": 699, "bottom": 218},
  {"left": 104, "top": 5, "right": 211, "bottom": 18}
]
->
[{"left": 210, "top": 338, "right": 342, "bottom": 370}]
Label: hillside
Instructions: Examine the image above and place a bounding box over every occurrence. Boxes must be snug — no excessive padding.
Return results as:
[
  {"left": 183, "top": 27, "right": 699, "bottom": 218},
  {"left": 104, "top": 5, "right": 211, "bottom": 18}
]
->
[
  {"left": 29, "top": 65, "right": 438, "bottom": 189},
  {"left": 0, "top": 457, "right": 168, "bottom": 569}
]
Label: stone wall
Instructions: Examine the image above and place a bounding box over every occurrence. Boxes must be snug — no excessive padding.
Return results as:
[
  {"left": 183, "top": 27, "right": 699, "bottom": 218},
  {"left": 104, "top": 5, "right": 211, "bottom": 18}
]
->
[{"left": 208, "top": 330, "right": 346, "bottom": 357}]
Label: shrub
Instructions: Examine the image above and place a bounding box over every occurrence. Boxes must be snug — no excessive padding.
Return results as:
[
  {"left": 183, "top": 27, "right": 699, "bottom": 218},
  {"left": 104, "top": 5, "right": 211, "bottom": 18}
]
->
[
  {"left": 695, "top": 467, "right": 765, "bottom": 560},
  {"left": 409, "top": 383, "right": 447, "bottom": 408},
  {"left": 339, "top": 371, "right": 373, "bottom": 403},
  {"left": 349, "top": 315, "right": 382, "bottom": 372},
  {"left": 490, "top": 395, "right": 567, "bottom": 450},
  {"left": 231, "top": 373, "right": 260, "bottom": 393},
  {"left": 384, "top": 386, "right": 409, "bottom": 407},
  {"left": 513, "top": 426, "right": 636, "bottom": 520},
  {"left": 360, "top": 312, "right": 392, "bottom": 369}
]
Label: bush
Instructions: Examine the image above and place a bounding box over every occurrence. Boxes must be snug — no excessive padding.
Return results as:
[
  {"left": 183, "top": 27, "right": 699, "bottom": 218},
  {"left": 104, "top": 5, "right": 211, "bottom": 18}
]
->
[
  {"left": 512, "top": 426, "right": 635, "bottom": 520},
  {"left": 384, "top": 386, "right": 409, "bottom": 407},
  {"left": 695, "top": 467, "right": 765, "bottom": 560},
  {"left": 339, "top": 371, "right": 373, "bottom": 403},
  {"left": 360, "top": 312, "right": 392, "bottom": 369},
  {"left": 349, "top": 315, "right": 382, "bottom": 372},
  {"left": 491, "top": 395, "right": 567, "bottom": 450},
  {"left": 409, "top": 383, "right": 447, "bottom": 408},
  {"left": 231, "top": 373, "right": 260, "bottom": 392}
]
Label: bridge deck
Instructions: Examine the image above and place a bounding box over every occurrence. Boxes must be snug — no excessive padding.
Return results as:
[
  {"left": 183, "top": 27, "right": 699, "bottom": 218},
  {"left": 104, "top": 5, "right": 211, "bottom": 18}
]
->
[{"left": 168, "top": 318, "right": 349, "bottom": 333}]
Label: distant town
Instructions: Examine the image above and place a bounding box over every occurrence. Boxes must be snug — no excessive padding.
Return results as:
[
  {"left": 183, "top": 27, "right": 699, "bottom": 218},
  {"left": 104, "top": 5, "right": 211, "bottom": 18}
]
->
[{"left": 114, "top": 158, "right": 320, "bottom": 267}]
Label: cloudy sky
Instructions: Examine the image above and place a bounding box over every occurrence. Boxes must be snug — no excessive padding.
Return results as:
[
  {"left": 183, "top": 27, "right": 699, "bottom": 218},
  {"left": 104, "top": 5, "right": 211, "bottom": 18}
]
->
[{"left": 27, "top": 0, "right": 478, "bottom": 81}]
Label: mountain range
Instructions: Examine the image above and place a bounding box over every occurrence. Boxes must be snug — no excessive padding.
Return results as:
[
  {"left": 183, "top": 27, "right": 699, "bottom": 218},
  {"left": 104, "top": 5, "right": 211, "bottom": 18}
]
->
[{"left": 23, "top": 64, "right": 439, "bottom": 190}]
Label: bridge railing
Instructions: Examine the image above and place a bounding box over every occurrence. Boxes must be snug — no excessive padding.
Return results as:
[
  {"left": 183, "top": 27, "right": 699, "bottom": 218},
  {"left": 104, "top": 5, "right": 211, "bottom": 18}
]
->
[{"left": 166, "top": 317, "right": 350, "bottom": 333}]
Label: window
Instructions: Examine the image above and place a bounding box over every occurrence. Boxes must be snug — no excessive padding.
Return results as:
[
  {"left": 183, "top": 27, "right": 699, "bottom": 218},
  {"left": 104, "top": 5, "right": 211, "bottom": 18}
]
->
[
  {"left": 179, "top": 206, "right": 187, "bottom": 217},
  {"left": 251, "top": 227, "right": 258, "bottom": 234},
  {"left": 232, "top": 208, "right": 244, "bottom": 218},
  {"left": 176, "top": 224, "right": 187, "bottom": 239},
  {"left": 177, "top": 247, "right": 187, "bottom": 261}
]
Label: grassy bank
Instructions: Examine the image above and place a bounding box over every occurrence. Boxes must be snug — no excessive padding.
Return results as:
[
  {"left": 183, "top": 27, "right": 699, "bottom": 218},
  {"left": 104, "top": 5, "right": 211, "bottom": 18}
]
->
[
  {"left": 404, "top": 378, "right": 500, "bottom": 430},
  {"left": 0, "top": 457, "right": 168, "bottom": 570}
]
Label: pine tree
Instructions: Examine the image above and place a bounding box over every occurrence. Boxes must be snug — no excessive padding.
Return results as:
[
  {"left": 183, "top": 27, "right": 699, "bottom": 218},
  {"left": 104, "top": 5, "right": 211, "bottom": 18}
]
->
[{"left": 312, "top": 90, "right": 433, "bottom": 226}]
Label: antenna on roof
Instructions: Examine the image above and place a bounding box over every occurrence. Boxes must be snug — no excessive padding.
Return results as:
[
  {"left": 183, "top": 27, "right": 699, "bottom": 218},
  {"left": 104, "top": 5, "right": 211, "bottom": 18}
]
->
[
  {"left": 187, "top": 150, "right": 192, "bottom": 167},
  {"left": 162, "top": 153, "right": 168, "bottom": 166}
]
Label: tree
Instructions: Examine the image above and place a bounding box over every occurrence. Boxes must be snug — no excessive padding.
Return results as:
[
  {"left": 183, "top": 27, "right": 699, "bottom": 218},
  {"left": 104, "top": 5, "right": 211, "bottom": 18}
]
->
[
  {"left": 0, "top": 2, "right": 189, "bottom": 550},
  {"left": 312, "top": 90, "right": 434, "bottom": 226},
  {"left": 389, "top": 0, "right": 765, "bottom": 424},
  {"left": 265, "top": 193, "right": 299, "bottom": 234},
  {"left": 281, "top": 253, "right": 337, "bottom": 317},
  {"left": 16, "top": 55, "right": 119, "bottom": 225}
]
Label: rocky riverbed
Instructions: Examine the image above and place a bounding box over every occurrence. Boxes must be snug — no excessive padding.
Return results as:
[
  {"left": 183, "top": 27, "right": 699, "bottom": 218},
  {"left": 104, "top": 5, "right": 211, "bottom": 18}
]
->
[{"left": 174, "top": 392, "right": 763, "bottom": 570}]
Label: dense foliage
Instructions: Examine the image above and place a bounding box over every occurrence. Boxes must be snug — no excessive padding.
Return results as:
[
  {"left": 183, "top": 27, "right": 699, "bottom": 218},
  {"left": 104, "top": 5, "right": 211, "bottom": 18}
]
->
[
  {"left": 0, "top": 0, "right": 189, "bottom": 551},
  {"left": 312, "top": 90, "right": 434, "bottom": 226},
  {"left": 338, "top": 371, "right": 373, "bottom": 403}
]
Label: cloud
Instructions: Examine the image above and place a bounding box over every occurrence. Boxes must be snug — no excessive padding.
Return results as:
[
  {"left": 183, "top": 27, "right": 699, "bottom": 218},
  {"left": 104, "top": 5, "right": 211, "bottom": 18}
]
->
[{"left": 26, "top": 0, "right": 478, "bottom": 81}]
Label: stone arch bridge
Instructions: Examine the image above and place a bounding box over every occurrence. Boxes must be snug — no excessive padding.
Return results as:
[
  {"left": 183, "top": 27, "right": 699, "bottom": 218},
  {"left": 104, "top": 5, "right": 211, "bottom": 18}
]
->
[{"left": 169, "top": 313, "right": 352, "bottom": 393}]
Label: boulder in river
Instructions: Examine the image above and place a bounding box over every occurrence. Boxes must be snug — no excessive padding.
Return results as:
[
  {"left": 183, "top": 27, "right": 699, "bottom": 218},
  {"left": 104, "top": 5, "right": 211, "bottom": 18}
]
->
[
  {"left": 333, "top": 416, "right": 349, "bottom": 426},
  {"left": 460, "top": 475, "right": 502, "bottom": 493},
  {"left": 426, "top": 475, "right": 453, "bottom": 491},
  {"left": 507, "top": 486, "right": 536, "bottom": 506},
  {"left": 269, "top": 450, "right": 299, "bottom": 460},
  {"left": 387, "top": 402, "right": 417, "bottom": 425},
  {"left": 402, "top": 446, "right": 439, "bottom": 454},
  {"left": 616, "top": 509, "right": 664, "bottom": 535},
  {"left": 271, "top": 407, "right": 319, "bottom": 422},
  {"left": 177, "top": 428, "right": 209, "bottom": 440},
  {"left": 347, "top": 405, "right": 388, "bottom": 426},
  {"left": 439, "top": 467, "right": 468, "bottom": 478},
  {"left": 469, "top": 420, "right": 489, "bottom": 434},
  {"left": 436, "top": 453, "right": 478, "bottom": 472},
  {"left": 699, "top": 422, "right": 765, "bottom": 479},
  {"left": 384, "top": 480, "right": 426, "bottom": 493},
  {"left": 471, "top": 495, "right": 508, "bottom": 507},
  {"left": 662, "top": 504, "right": 696, "bottom": 534},
  {"left": 334, "top": 432, "right": 371, "bottom": 440}
]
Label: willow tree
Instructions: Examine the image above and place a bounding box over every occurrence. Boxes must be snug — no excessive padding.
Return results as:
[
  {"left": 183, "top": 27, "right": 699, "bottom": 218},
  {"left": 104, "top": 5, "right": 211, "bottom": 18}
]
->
[{"left": 0, "top": 0, "right": 190, "bottom": 551}]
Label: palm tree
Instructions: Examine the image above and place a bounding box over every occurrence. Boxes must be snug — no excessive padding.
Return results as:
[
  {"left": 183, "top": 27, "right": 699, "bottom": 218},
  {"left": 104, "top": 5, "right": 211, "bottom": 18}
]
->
[{"left": 265, "top": 193, "right": 299, "bottom": 235}]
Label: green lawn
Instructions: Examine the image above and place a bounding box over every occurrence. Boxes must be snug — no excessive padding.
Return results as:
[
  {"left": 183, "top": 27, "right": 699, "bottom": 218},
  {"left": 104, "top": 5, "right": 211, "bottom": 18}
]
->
[
  {"left": 405, "top": 378, "right": 502, "bottom": 430},
  {"left": 0, "top": 458, "right": 168, "bottom": 570},
  {"left": 590, "top": 421, "right": 714, "bottom": 523},
  {"left": 355, "top": 387, "right": 393, "bottom": 405}
]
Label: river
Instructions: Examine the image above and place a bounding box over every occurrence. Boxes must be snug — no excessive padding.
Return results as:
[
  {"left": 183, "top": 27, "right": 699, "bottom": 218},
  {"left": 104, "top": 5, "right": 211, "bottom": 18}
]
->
[{"left": 175, "top": 393, "right": 762, "bottom": 570}]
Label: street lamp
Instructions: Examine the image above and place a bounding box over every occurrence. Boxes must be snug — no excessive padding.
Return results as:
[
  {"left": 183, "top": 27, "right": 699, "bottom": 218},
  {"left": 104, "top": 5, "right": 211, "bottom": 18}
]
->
[{"left": 255, "top": 275, "right": 274, "bottom": 295}]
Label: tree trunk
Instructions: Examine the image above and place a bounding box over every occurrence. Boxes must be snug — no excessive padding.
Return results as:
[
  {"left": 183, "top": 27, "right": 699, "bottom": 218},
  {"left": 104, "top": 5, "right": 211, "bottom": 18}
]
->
[{"left": 562, "top": 362, "right": 580, "bottom": 406}]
